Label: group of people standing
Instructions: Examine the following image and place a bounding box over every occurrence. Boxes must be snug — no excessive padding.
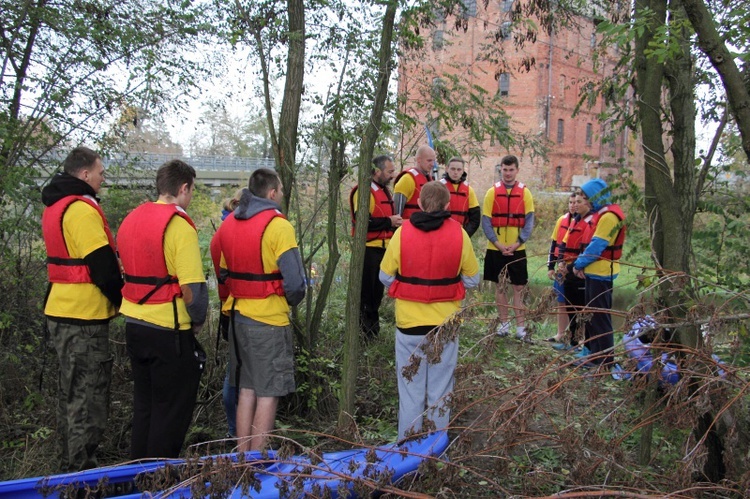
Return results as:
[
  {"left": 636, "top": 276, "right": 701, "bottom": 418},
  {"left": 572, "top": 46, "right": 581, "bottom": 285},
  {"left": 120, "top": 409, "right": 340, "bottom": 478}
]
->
[
  {"left": 41, "top": 143, "right": 625, "bottom": 472},
  {"left": 351, "top": 145, "right": 626, "bottom": 439},
  {"left": 41, "top": 147, "right": 302, "bottom": 471}
]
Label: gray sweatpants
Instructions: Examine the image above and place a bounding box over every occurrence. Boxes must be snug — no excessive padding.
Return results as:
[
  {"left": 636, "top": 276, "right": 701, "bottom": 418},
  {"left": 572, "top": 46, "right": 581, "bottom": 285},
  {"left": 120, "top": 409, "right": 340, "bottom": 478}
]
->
[{"left": 395, "top": 329, "right": 458, "bottom": 440}]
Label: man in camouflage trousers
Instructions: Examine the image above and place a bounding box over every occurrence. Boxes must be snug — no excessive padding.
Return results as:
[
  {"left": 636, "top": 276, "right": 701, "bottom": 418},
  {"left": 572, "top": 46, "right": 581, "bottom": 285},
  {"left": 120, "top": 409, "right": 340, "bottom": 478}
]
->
[{"left": 41, "top": 147, "right": 123, "bottom": 471}]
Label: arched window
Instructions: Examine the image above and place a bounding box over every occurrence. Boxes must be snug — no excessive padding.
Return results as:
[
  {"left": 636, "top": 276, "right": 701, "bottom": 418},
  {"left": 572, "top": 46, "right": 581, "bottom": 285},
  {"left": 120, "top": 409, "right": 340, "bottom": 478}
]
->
[
  {"left": 557, "top": 119, "right": 564, "bottom": 144},
  {"left": 498, "top": 72, "right": 510, "bottom": 96},
  {"left": 555, "top": 166, "right": 562, "bottom": 189}
]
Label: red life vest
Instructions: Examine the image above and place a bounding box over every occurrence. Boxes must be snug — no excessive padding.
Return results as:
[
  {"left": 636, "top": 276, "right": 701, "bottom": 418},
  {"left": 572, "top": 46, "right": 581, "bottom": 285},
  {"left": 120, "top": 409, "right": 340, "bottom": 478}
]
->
[
  {"left": 491, "top": 181, "right": 526, "bottom": 228},
  {"left": 552, "top": 212, "right": 573, "bottom": 258},
  {"left": 395, "top": 168, "right": 431, "bottom": 219},
  {"left": 118, "top": 203, "right": 196, "bottom": 305},
  {"left": 42, "top": 195, "right": 115, "bottom": 284},
  {"left": 388, "top": 219, "right": 465, "bottom": 303},
  {"left": 440, "top": 179, "right": 470, "bottom": 226},
  {"left": 218, "top": 209, "right": 286, "bottom": 299},
  {"left": 209, "top": 231, "right": 228, "bottom": 302},
  {"left": 349, "top": 182, "right": 394, "bottom": 242},
  {"left": 563, "top": 212, "right": 594, "bottom": 262},
  {"left": 579, "top": 204, "right": 626, "bottom": 261}
]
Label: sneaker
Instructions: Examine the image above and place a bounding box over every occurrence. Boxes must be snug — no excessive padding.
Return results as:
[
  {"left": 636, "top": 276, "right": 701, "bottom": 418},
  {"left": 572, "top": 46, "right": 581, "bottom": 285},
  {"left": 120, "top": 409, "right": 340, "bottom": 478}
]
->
[
  {"left": 496, "top": 322, "right": 510, "bottom": 337},
  {"left": 574, "top": 346, "right": 590, "bottom": 359},
  {"left": 551, "top": 342, "right": 572, "bottom": 351},
  {"left": 515, "top": 327, "right": 526, "bottom": 340}
]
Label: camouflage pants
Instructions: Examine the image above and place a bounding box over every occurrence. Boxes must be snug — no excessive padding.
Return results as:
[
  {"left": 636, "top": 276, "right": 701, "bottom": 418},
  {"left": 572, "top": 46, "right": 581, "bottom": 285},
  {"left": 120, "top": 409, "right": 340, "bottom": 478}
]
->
[{"left": 48, "top": 320, "right": 112, "bottom": 472}]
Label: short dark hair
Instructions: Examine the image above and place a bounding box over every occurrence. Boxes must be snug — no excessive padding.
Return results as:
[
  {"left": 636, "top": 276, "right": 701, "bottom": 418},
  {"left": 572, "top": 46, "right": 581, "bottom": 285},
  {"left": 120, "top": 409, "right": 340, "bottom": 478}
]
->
[
  {"left": 500, "top": 155, "right": 519, "bottom": 168},
  {"left": 420, "top": 181, "right": 450, "bottom": 212},
  {"left": 248, "top": 168, "right": 281, "bottom": 198},
  {"left": 156, "top": 159, "right": 196, "bottom": 196},
  {"left": 447, "top": 157, "right": 465, "bottom": 167},
  {"left": 63, "top": 147, "right": 100, "bottom": 176},
  {"left": 372, "top": 155, "right": 393, "bottom": 172}
]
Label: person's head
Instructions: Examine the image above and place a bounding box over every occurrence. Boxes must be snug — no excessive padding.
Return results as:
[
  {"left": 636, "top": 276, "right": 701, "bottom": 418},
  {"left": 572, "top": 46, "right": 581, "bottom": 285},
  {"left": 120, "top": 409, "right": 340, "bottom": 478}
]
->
[
  {"left": 446, "top": 157, "right": 466, "bottom": 182},
  {"left": 248, "top": 168, "right": 283, "bottom": 204},
  {"left": 415, "top": 145, "right": 436, "bottom": 175},
  {"left": 567, "top": 190, "right": 577, "bottom": 215},
  {"left": 575, "top": 191, "right": 592, "bottom": 215},
  {"left": 579, "top": 178, "right": 610, "bottom": 211},
  {"left": 372, "top": 155, "right": 396, "bottom": 186},
  {"left": 63, "top": 146, "right": 105, "bottom": 193},
  {"left": 417, "top": 181, "right": 450, "bottom": 213},
  {"left": 223, "top": 189, "right": 243, "bottom": 212},
  {"left": 499, "top": 155, "right": 519, "bottom": 184},
  {"left": 156, "top": 159, "right": 196, "bottom": 209}
]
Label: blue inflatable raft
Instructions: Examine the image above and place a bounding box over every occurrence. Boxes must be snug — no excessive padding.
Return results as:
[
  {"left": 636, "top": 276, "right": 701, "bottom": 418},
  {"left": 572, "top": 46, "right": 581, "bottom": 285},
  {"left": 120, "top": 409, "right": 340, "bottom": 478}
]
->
[{"left": 0, "top": 431, "right": 449, "bottom": 498}]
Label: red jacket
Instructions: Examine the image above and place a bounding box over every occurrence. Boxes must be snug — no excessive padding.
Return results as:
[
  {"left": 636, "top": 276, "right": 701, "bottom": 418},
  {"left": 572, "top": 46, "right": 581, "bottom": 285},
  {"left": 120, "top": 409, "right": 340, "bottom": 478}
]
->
[
  {"left": 441, "top": 179, "right": 470, "bottom": 226},
  {"left": 388, "top": 219, "right": 465, "bottom": 303},
  {"left": 349, "top": 182, "right": 394, "bottom": 242},
  {"left": 118, "top": 203, "right": 195, "bottom": 304},
  {"left": 218, "top": 209, "right": 286, "bottom": 299},
  {"left": 491, "top": 181, "right": 526, "bottom": 228},
  {"left": 396, "top": 168, "right": 431, "bottom": 219},
  {"left": 552, "top": 212, "right": 573, "bottom": 258},
  {"left": 42, "top": 196, "right": 115, "bottom": 283},
  {"left": 579, "top": 204, "right": 626, "bottom": 260},
  {"left": 563, "top": 213, "right": 594, "bottom": 262}
]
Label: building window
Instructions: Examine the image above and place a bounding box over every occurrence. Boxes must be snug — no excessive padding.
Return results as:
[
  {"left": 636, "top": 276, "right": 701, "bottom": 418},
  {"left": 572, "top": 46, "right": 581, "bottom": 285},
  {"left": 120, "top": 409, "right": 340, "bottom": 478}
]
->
[
  {"left": 555, "top": 166, "right": 562, "bottom": 189},
  {"left": 498, "top": 72, "right": 510, "bottom": 96},
  {"left": 433, "top": 29, "right": 444, "bottom": 51},
  {"left": 557, "top": 119, "right": 564, "bottom": 143},
  {"left": 432, "top": 77, "right": 446, "bottom": 99},
  {"left": 462, "top": 0, "right": 477, "bottom": 17},
  {"left": 586, "top": 123, "right": 593, "bottom": 147},
  {"left": 501, "top": 0, "right": 514, "bottom": 12},
  {"left": 559, "top": 74, "right": 566, "bottom": 99},
  {"left": 590, "top": 33, "right": 596, "bottom": 49},
  {"left": 499, "top": 21, "right": 511, "bottom": 41}
]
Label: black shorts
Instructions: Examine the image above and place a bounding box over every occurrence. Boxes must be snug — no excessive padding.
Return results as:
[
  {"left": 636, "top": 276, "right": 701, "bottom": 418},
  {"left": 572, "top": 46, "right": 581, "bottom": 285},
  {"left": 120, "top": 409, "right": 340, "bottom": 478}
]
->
[{"left": 483, "top": 249, "right": 528, "bottom": 285}]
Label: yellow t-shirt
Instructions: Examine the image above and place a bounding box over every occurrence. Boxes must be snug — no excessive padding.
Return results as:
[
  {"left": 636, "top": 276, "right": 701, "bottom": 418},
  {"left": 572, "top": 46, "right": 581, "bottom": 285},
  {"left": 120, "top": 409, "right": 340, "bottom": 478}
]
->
[
  {"left": 380, "top": 225, "right": 479, "bottom": 329},
  {"left": 119, "top": 207, "right": 205, "bottom": 330},
  {"left": 482, "top": 184, "right": 534, "bottom": 251},
  {"left": 352, "top": 187, "right": 391, "bottom": 248},
  {"left": 393, "top": 172, "right": 417, "bottom": 202},
  {"left": 44, "top": 200, "right": 116, "bottom": 320},
  {"left": 581, "top": 211, "right": 622, "bottom": 278},
  {"left": 221, "top": 217, "right": 299, "bottom": 326}
]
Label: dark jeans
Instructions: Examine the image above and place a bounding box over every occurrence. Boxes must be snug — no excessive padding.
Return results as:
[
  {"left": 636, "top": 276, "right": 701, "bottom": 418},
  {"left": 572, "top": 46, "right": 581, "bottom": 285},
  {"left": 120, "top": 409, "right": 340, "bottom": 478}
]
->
[
  {"left": 563, "top": 275, "right": 586, "bottom": 344},
  {"left": 584, "top": 278, "right": 614, "bottom": 366},
  {"left": 360, "top": 246, "right": 386, "bottom": 340},
  {"left": 126, "top": 322, "right": 203, "bottom": 459}
]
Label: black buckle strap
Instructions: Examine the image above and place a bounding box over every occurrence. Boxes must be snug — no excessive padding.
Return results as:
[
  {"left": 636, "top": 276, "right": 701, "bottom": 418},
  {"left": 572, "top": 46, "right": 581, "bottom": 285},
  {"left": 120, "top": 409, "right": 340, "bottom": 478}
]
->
[
  {"left": 46, "top": 256, "right": 85, "bottom": 265},
  {"left": 395, "top": 273, "right": 461, "bottom": 286},
  {"left": 227, "top": 270, "right": 282, "bottom": 282}
]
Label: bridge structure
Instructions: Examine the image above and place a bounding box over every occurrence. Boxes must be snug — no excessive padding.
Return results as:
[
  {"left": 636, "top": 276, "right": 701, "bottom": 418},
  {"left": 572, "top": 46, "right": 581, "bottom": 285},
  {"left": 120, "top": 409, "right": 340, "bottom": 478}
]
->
[{"left": 36, "top": 151, "right": 275, "bottom": 188}]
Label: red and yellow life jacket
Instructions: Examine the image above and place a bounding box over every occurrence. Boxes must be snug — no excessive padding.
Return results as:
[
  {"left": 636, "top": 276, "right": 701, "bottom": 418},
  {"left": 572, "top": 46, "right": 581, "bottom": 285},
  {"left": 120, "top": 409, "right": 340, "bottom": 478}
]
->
[
  {"left": 349, "top": 182, "right": 394, "bottom": 242},
  {"left": 388, "top": 219, "right": 465, "bottom": 303},
  {"left": 42, "top": 195, "right": 115, "bottom": 284},
  {"left": 395, "top": 168, "right": 431, "bottom": 219},
  {"left": 118, "top": 203, "right": 196, "bottom": 305},
  {"left": 552, "top": 212, "right": 573, "bottom": 258},
  {"left": 218, "top": 209, "right": 286, "bottom": 299},
  {"left": 441, "top": 179, "right": 470, "bottom": 226},
  {"left": 563, "top": 213, "right": 594, "bottom": 262},
  {"left": 579, "top": 204, "right": 626, "bottom": 261},
  {"left": 491, "top": 181, "right": 526, "bottom": 228}
]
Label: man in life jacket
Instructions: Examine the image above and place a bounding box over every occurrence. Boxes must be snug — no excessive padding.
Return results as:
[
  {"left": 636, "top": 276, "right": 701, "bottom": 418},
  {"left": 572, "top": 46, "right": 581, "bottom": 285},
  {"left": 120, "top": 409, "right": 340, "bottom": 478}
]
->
[
  {"left": 557, "top": 191, "right": 594, "bottom": 352},
  {"left": 379, "top": 181, "right": 479, "bottom": 440},
  {"left": 545, "top": 191, "right": 577, "bottom": 344},
  {"left": 481, "top": 155, "right": 535, "bottom": 340},
  {"left": 439, "top": 157, "right": 480, "bottom": 237},
  {"left": 349, "top": 155, "right": 403, "bottom": 340},
  {"left": 41, "top": 146, "right": 123, "bottom": 472},
  {"left": 571, "top": 178, "right": 626, "bottom": 369},
  {"left": 213, "top": 168, "right": 306, "bottom": 452},
  {"left": 118, "top": 160, "right": 208, "bottom": 459},
  {"left": 393, "top": 144, "right": 436, "bottom": 219}
]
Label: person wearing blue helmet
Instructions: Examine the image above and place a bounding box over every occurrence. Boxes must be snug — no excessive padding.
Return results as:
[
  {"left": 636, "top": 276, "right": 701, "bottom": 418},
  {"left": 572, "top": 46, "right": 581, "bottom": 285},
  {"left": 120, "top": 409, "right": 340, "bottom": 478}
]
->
[{"left": 571, "top": 178, "right": 626, "bottom": 369}]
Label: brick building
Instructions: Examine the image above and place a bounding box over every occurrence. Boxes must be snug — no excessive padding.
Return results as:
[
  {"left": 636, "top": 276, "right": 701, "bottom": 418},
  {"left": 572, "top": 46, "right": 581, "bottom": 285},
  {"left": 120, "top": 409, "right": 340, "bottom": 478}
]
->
[{"left": 397, "top": 1, "right": 635, "bottom": 196}]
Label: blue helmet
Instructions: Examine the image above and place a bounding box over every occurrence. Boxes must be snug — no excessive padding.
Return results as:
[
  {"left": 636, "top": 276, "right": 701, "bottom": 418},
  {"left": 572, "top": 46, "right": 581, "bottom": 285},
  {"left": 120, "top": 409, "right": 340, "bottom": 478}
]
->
[{"left": 580, "top": 178, "right": 610, "bottom": 211}]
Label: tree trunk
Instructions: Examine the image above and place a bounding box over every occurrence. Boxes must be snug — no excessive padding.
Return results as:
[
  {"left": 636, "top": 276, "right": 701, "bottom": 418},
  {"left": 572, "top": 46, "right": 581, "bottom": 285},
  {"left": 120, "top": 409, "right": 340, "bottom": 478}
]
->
[{"left": 338, "top": 0, "right": 397, "bottom": 431}]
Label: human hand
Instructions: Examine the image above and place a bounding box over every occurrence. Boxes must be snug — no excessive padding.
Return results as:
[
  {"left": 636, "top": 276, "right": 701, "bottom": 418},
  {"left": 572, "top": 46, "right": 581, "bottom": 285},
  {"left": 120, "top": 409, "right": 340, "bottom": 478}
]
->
[{"left": 390, "top": 215, "right": 403, "bottom": 228}]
